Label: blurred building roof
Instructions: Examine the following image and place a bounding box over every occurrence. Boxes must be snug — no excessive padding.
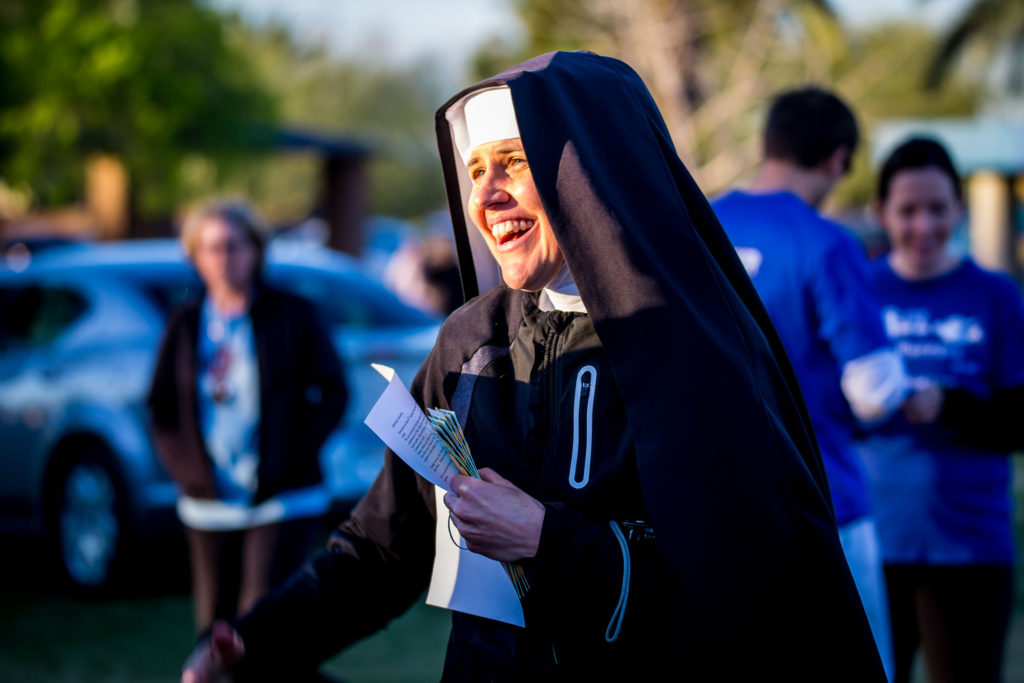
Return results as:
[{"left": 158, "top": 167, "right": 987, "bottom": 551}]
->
[
  {"left": 274, "top": 127, "right": 373, "bottom": 157},
  {"left": 873, "top": 119, "right": 1024, "bottom": 175}
]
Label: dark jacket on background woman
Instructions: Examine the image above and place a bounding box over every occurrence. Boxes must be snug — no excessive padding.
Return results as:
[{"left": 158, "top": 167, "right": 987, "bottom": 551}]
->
[{"left": 147, "top": 285, "right": 348, "bottom": 503}]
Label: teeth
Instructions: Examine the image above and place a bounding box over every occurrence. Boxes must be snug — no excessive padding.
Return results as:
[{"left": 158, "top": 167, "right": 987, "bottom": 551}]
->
[{"left": 490, "top": 219, "right": 534, "bottom": 241}]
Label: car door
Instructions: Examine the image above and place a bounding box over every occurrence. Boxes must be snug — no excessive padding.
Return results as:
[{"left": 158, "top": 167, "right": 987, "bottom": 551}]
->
[{"left": 0, "top": 281, "right": 91, "bottom": 520}]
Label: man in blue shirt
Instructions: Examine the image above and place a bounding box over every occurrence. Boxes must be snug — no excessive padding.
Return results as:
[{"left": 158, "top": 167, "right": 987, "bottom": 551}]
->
[{"left": 713, "top": 88, "right": 926, "bottom": 680}]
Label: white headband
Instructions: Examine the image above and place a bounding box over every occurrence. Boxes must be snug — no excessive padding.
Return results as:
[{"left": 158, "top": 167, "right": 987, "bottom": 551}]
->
[{"left": 446, "top": 86, "right": 520, "bottom": 164}]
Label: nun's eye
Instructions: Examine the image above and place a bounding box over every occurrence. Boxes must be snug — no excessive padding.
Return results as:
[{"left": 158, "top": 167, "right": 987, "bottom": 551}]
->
[{"left": 470, "top": 167, "right": 486, "bottom": 180}]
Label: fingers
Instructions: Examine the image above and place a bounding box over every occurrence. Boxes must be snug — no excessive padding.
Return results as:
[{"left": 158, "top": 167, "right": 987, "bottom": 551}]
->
[
  {"left": 442, "top": 489, "right": 460, "bottom": 514},
  {"left": 443, "top": 479, "right": 483, "bottom": 536},
  {"left": 446, "top": 474, "right": 485, "bottom": 508},
  {"left": 449, "top": 473, "right": 472, "bottom": 495},
  {"left": 211, "top": 621, "right": 245, "bottom": 666},
  {"left": 181, "top": 621, "right": 244, "bottom": 683},
  {"left": 479, "top": 467, "right": 516, "bottom": 489},
  {"left": 451, "top": 469, "right": 517, "bottom": 494},
  {"left": 181, "top": 646, "right": 212, "bottom": 683},
  {"left": 211, "top": 620, "right": 234, "bottom": 640},
  {"left": 445, "top": 470, "right": 526, "bottom": 515},
  {"left": 903, "top": 385, "right": 944, "bottom": 424},
  {"left": 443, "top": 491, "right": 471, "bottom": 531}
]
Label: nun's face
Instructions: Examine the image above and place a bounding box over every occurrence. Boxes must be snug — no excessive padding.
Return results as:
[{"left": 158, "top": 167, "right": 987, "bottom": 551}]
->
[{"left": 466, "top": 138, "right": 565, "bottom": 292}]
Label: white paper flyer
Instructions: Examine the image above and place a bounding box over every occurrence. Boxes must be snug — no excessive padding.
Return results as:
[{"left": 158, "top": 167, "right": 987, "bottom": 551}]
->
[{"left": 363, "top": 365, "right": 526, "bottom": 627}]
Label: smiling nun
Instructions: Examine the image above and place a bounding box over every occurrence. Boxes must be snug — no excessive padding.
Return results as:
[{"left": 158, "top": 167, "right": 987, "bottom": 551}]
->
[{"left": 183, "top": 51, "right": 885, "bottom": 683}]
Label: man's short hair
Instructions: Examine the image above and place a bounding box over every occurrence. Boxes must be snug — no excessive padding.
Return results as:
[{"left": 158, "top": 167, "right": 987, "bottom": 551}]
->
[{"left": 763, "top": 87, "right": 859, "bottom": 169}]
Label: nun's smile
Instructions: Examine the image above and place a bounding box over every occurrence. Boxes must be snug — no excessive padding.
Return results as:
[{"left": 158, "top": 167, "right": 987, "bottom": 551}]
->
[{"left": 466, "top": 138, "right": 565, "bottom": 292}]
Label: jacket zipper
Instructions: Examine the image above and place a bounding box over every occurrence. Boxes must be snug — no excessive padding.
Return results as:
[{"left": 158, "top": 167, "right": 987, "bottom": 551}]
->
[
  {"left": 535, "top": 321, "right": 562, "bottom": 494},
  {"left": 569, "top": 365, "right": 597, "bottom": 489}
]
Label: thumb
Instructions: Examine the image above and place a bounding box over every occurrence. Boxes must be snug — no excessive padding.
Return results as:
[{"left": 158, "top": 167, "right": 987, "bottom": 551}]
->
[
  {"left": 479, "top": 467, "right": 515, "bottom": 489},
  {"left": 211, "top": 620, "right": 245, "bottom": 665}
]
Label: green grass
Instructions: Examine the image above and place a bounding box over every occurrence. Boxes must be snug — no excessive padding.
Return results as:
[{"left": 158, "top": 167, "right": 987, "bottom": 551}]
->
[
  {"left": 3, "top": 586, "right": 1023, "bottom": 682},
  {"left": 323, "top": 601, "right": 450, "bottom": 682},
  {"left": 0, "top": 591, "right": 194, "bottom": 683},
  {"left": 0, "top": 587, "right": 450, "bottom": 683}
]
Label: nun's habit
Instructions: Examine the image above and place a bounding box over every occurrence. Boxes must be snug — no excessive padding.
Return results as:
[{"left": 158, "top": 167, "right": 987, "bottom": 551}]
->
[{"left": 234, "top": 51, "right": 884, "bottom": 681}]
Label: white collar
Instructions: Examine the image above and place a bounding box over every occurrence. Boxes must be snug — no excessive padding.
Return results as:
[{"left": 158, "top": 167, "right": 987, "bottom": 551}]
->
[{"left": 538, "top": 265, "right": 587, "bottom": 313}]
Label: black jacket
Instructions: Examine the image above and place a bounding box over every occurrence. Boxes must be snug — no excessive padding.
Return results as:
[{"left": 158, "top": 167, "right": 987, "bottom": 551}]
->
[
  {"left": 234, "top": 51, "right": 885, "bottom": 681},
  {"left": 147, "top": 285, "right": 348, "bottom": 503},
  {"left": 237, "top": 287, "right": 674, "bottom": 680}
]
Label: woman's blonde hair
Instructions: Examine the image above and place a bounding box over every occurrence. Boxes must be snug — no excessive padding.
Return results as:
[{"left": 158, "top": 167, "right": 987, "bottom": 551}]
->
[{"left": 180, "top": 200, "right": 268, "bottom": 270}]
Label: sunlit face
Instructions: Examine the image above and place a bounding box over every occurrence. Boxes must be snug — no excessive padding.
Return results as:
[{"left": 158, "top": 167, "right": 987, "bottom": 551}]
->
[
  {"left": 877, "top": 167, "right": 962, "bottom": 279},
  {"left": 192, "top": 217, "right": 260, "bottom": 294},
  {"left": 466, "top": 138, "right": 564, "bottom": 292}
]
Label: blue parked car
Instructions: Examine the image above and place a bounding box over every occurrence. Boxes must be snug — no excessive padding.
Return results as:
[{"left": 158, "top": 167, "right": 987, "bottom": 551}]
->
[{"left": 0, "top": 239, "right": 439, "bottom": 590}]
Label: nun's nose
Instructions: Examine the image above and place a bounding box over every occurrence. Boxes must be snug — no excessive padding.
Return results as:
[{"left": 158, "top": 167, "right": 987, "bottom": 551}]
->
[{"left": 471, "top": 170, "right": 512, "bottom": 208}]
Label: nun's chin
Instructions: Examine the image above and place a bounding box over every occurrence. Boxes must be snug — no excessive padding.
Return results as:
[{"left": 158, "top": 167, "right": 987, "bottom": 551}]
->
[{"left": 499, "top": 257, "right": 566, "bottom": 292}]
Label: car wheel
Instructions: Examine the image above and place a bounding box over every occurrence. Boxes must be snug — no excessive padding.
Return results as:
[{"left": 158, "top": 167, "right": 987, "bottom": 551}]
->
[{"left": 50, "top": 451, "right": 127, "bottom": 591}]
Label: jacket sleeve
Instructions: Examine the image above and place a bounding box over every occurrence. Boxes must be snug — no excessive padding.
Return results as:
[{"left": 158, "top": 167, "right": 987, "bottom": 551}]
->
[
  {"left": 939, "top": 385, "right": 1024, "bottom": 453},
  {"left": 147, "top": 310, "right": 179, "bottom": 436},
  {"left": 231, "top": 348, "right": 445, "bottom": 677},
  {"left": 811, "top": 231, "right": 891, "bottom": 368},
  {"left": 297, "top": 297, "right": 349, "bottom": 451},
  {"left": 936, "top": 274, "right": 1024, "bottom": 453},
  {"left": 146, "top": 305, "right": 219, "bottom": 498},
  {"left": 146, "top": 310, "right": 190, "bottom": 485},
  {"left": 233, "top": 446, "right": 438, "bottom": 677}
]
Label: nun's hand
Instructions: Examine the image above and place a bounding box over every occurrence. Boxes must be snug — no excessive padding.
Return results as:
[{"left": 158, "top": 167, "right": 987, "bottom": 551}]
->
[
  {"left": 181, "top": 621, "right": 245, "bottom": 683},
  {"left": 443, "top": 468, "right": 545, "bottom": 562}
]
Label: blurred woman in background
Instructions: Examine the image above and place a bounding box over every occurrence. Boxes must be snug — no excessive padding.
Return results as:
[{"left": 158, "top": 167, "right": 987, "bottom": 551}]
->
[
  {"left": 148, "top": 201, "right": 348, "bottom": 635},
  {"left": 862, "top": 138, "right": 1024, "bottom": 683}
]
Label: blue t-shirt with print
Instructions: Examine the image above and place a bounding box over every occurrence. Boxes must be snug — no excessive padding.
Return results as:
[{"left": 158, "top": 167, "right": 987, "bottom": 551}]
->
[
  {"left": 860, "top": 258, "right": 1024, "bottom": 566},
  {"left": 713, "top": 190, "right": 890, "bottom": 526},
  {"left": 197, "top": 299, "right": 261, "bottom": 504}
]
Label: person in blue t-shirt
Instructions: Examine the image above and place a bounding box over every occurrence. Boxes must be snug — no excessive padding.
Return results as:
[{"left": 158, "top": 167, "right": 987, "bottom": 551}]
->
[
  {"left": 861, "top": 137, "right": 1024, "bottom": 683},
  {"left": 149, "top": 202, "right": 349, "bottom": 638},
  {"left": 713, "top": 88, "right": 932, "bottom": 680}
]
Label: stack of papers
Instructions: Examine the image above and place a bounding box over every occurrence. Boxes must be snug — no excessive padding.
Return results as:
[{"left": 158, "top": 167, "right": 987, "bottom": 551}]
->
[
  {"left": 427, "top": 408, "right": 530, "bottom": 599},
  {"left": 364, "top": 364, "right": 527, "bottom": 627}
]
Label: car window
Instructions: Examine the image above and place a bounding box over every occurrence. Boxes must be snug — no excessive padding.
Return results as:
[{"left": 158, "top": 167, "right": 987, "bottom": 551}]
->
[
  {"left": 106, "top": 265, "right": 201, "bottom": 318},
  {"left": 266, "top": 266, "right": 435, "bottom": 329},
  {"left": 22, "top": 255, "right": 437, "bottom": 330},
  {"left": 138, "top": 278, "right": 202, "bottom": 317},
  {"left": 0, "top": 285, "right": 89, "bottom": 351}
]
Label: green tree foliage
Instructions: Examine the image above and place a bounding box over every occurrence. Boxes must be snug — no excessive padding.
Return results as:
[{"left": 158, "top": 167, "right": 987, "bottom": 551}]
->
[
  {"left": 925, "top": 0, "right": 1024, "bottom": 96},
  {"left": 829, "top": 23, "right": 981, "bottom": 208},
  {"left": 216, "top": 20, "right": 448, "bottom": 222},
  {"left": 475, "top": 0, "right": 979, "bottom": 208},
  {"left": 0, "top": 0, "right": 276, "bottom": 215}
]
